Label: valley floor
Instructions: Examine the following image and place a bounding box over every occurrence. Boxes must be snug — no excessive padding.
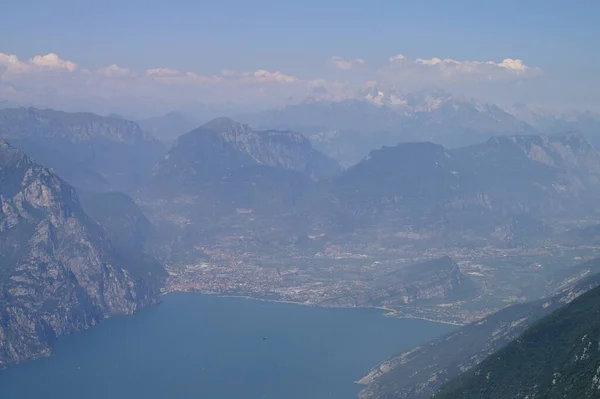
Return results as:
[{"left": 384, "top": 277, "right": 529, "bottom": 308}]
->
[{"left": 164, "top": 243, "right": 600, "bottom": 325}]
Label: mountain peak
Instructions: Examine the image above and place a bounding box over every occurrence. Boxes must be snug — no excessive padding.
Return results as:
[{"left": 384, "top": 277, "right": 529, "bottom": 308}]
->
[
  {"left": 150, "top": 117, "right": 341, "bottom": 196},
  {"left": 0, "top": 139, "right": 30, "bottom": 167},
  {"left": 200, "top": 117, "right": 247, "bottom": 132}
]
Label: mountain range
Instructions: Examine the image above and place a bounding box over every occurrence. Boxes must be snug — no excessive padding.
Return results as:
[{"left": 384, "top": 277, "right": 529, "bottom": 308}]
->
[
  {"left": 0, "top": 107, "right": 166, "bottom": 193},
  {"left": 323, "top": 132, "right": 600, "bottom": 243},
  {"left": 3, "top": 105, "right": 599, "bottom": 254},
  {"left": 239, "top": 88, "right": 541, "bottom": 166},
  {"left": 3, "top": 100, "right": 600, "bottom": 399},
  {"left": 137, "top": 112, "right": 600, "bottom": 251}
]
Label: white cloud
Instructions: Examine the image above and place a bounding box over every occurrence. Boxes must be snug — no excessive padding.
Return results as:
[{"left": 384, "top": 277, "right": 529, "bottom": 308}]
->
[
  {"left": 411, "top": 56, "right": 534, "bottom": 77},
  {"left": 144, "top": 68, "right": 223, "bottom": 84},
  {"left": 0, "top": 50, "right": 547, "bottom": 114},
  {"left": 30, "top": 53, "right": 78, "bottom": 71},
  {"left": 330, "top": 56, "right": 366, "bottom": 70},
  {"left": 380, "top": 54, "right": 540, "bottom": 87},
  {"left": 415, "top": 57, "right": 446, "bottom": 66},
  {"left": 1, "top": 52, "right": 79, "bottom": 78},
  {"left": 97, "top": 64, "right": 133, "bottom": 77},
  {"left": 145, "top": 68, "right": 183, "bottom": 77},
  {"left": 389, "top": 54, "right": 406, "bottom": 62},
  {"left": 497, "top": 58, "right": 529, "bottom": 73},
  {"left": 252, "top": 69, "right": 298, "bottom": 83},
  {"left": 0, "top": 53, "right": 29, "bottom": 75}
]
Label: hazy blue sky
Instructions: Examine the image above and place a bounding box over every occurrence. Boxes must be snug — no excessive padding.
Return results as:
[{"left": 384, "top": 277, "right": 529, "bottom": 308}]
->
[{"left": 1, "top": 0, "right": 599, "bottom": 115}]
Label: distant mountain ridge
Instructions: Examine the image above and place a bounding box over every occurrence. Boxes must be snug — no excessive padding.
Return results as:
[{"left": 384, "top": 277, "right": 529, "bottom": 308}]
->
[
  {"left": 240, "top": 89, "right": 538, "bottom": 166},
  {"left": 0, "top": 107, "right": 166, "bottom": 193},
  {"left": 144, "top": 124, "right": 600, "bottom": 248},
  {"left": 326, "top": 132, "right": 600, "bottom": 240}
]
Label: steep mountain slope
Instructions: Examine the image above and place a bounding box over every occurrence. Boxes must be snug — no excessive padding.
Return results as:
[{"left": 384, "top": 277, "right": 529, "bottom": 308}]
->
[
  {"left": 0, "top": 141, "right": 165, "bottom": 368},
  {"left": 326, "top": 132, "right": 600, "bottom": 240},
  {"left": 435, "top": 277, "right": 600, "bottom": 399},
  {"left": 0, "top": 107, "right": 166, "bottom": 192},
  {"left": 331, "top": 142, "right": 458, "bottom": 209},
  {"left": 78, "top": 190, "right": 158, "bottom": 252},
  {"left": 358, "top": 258, "right": 600, "bottom": 399},
  {"left": 149, "top": 117, "right": 341, "bottom": 197}
]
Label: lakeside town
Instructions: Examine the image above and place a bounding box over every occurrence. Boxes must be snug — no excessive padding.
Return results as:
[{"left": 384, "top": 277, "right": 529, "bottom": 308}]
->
[{"left": 164, "top": 235, "right": 600, "bottom": 325}]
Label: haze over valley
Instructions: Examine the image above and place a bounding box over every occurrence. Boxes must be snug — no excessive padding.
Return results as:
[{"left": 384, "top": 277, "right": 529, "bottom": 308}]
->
[{"left": 1, "top": 1, "right": 600, "bottom": 398}]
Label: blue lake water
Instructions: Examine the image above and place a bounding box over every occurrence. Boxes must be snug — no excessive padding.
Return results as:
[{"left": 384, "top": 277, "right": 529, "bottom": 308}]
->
[{"left": 0, "top": 293, "right": 455, "bottom": 399}]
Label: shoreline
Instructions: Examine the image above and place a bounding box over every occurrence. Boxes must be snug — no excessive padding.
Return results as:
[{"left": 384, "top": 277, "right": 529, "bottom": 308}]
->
[{"left": 162, "top": 289, "right": 465, "bottom": 326}]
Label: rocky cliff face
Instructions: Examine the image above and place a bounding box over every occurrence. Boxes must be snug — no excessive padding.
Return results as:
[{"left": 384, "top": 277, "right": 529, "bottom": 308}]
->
[
  {"left": 149, "top": 117, "right": 341, "bottom": 196},
  {"left": 378, "top": 257, "right": 477, "bottom": 305},
  {"left": 318, "top": 257, "right": 477, "bottom": 309},
  {"left": 0, "top": 141, "right": 163, "bottom": 368}
]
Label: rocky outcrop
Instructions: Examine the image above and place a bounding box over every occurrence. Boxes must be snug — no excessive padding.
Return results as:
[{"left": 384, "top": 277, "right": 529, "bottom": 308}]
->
[
  {"left": 377, "top": 257, "right": 477, "bottom": 305},
  {"left": 149, "top": 117, "right": 341, "bottom": 196},
  {"left": 0, "top": 141, "right": 164, "bottom": 368},
  {"left": 318, "top": 257, "right": 477, "bottom": 309}
]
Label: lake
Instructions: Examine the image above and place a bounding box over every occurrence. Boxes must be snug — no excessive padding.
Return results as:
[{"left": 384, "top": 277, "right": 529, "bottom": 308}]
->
[{"left": 0, "top": 293, "right": 455, "bottom": 399}]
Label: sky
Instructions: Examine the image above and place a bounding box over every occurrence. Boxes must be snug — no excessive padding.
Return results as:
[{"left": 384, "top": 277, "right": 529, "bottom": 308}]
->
[{"left": 1, "top": 0, "right": 599, "bottom": 117}]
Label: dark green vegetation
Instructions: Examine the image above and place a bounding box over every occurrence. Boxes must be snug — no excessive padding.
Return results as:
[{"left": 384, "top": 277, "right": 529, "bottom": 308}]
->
[
  {"left": 435, "top": 278, "right": 600, "bottom": 399},
  {"left": 359, "top": 258, "right": 600, "bottom": 399},
  {"left": 0, "top": 141, "right": 165, "bottom": 368}
]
